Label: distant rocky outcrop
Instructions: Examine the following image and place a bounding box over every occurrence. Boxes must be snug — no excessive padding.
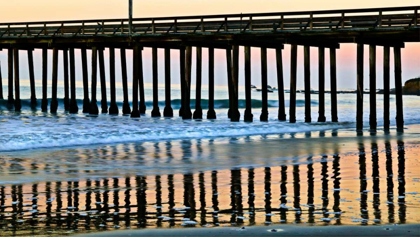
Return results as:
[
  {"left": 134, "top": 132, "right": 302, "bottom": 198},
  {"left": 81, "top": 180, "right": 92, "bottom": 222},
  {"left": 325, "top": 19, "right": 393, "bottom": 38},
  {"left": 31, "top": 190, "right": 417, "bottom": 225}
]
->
[{"left": 403, "top": 78, "right": 420, "bottom": 95}]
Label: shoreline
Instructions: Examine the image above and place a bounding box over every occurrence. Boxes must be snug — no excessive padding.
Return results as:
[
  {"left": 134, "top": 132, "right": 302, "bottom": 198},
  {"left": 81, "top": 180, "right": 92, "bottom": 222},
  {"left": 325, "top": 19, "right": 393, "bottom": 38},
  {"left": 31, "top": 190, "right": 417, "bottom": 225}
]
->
[{"left": 79, "top": 224, "right": 420, "bottom": 236}]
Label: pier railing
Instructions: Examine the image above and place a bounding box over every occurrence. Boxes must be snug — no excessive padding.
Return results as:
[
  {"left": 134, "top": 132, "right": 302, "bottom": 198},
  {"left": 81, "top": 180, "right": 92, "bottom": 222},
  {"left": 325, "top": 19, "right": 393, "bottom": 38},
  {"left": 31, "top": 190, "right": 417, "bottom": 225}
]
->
[{"left": 0, "top": 6, "right": 418, "bottom": 38}]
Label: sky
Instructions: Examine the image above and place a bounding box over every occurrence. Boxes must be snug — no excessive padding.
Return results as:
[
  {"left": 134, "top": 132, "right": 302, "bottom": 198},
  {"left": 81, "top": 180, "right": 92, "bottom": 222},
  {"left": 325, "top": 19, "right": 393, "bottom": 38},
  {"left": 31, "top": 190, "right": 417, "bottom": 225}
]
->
[{"left": 0, "top": 0, "right": 419, "bottom": 90}]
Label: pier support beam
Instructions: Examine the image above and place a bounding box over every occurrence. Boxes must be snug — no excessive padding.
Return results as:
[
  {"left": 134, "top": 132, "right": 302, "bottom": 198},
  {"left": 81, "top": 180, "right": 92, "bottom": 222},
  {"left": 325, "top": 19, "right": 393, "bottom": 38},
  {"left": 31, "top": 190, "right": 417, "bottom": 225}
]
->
[
  {"left": 13, "top": 47, "right": 21, "bottom": 112},
  {"left": 81, "top": 48, "right": 90, "bottom": 113},
  {"left": 207, "top": 47, "right": 216, "bottom": 119},
  {"left": 120, "top": 48, "right": 131, "bottom": 115},
  {"left": 226, "top": 47, "right": 233, "bottom": 119},
  {"left": 244, "top": 46, "right": 253, "bottom": 122},
  {"left": 8, "top": 48, "right": 14, "bottom": 106},
  {"left": 98, "top": 48, "right": 108, "bottom": 114},
  {"left": 193, "top": 47, "right": 203, "bottom": 119},
  {"left": 151, "top": 47, "right": 161, "bottom": 117},
  {"left": 179, "top": 47, "right": 186, "bottom": 117},
  {"left": 69, "top": 48, "right": 79, "bottom": 114},
  {"left": 41, "top": 48, "right": 48, "bottom": 112},
  {"left": 63, "top": 49, "right": 69, "bottom": 111},
  {"left": 276, "top": 47, "right": 286, "bottom": 121},
  {"left": 109, "top": 47, "right": 119, "bottom": 115},
  {"left": 27, "top": 49, "right": 37, "bottom": 106},
  {"left": 369, "top": 45, "right": 377, "bottom": 130},
  {"left": 182, "top": 46, "right": 192, "bottom": 119},
  {"left": 304, "top": 46, "right": 311, "bottom": 123},
  {"left": 0, "top": 62, "right": 3, "bottom": 100},
  {"left": 50, "top": 47, "right": 58, "bottom": 113},
  {"left": 89, "top": 46, "right": 99, "bottom": 115},
  {"left": 260, "top": 47, "right": 269, "bottom": 122},
  {"left": 330, "top": 47, "right": 338, "bottom": 122},
  {"left": 163, "top": 48, "right": 173, "bottom": 117},
  {"left": 394, "top": 46, "right": 404, "bottom": 131},
  {"left": 138, "top": 48, "right": 146, "bottom": 114},
  {"left": 383, "top": 46, "right": 390, "bottom": 130},
  {"left": 131, "top": 44, "right": 140, "bottom": 118},
  {"left": 356, "top": 43, "right": 364, "bottom": 131},
  {"left": 318, "top": 47, "right": 326, "bottom": 122},
  {"left": 289, "top": 44, "right": 298, "bottom": 123},
  {"left": 231, "top": 45, "right": 240, "bottom": 122}
]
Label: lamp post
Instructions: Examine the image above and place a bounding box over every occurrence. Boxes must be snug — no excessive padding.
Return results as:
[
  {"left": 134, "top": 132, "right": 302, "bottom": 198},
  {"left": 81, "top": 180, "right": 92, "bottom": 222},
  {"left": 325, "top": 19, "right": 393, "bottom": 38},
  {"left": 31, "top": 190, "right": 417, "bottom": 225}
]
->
[{"left": 129, "top": 0, "right": 133, "bottom": 35}]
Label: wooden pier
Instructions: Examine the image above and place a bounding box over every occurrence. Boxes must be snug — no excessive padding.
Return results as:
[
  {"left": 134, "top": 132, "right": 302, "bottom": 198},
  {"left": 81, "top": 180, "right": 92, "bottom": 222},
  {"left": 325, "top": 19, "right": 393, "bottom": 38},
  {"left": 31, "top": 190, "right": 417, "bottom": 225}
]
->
[{"left": 0, "top": 6, "right": 419, "bottom": 131}]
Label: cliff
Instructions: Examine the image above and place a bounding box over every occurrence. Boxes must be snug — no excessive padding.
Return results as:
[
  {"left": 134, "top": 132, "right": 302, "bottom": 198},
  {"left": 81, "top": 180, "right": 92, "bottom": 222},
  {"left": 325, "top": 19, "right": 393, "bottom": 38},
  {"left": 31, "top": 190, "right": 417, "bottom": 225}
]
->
[{"left": 403, "top": 78, "right": 420, "bottom": 95}]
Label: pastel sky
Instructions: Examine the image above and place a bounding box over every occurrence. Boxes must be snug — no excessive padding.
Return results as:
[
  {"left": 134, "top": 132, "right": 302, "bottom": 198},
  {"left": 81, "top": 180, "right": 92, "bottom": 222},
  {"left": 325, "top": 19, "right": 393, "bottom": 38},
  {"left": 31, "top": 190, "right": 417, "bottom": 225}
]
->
[{"left": 0, "top": 0, "right": 419, "bottom": 90}]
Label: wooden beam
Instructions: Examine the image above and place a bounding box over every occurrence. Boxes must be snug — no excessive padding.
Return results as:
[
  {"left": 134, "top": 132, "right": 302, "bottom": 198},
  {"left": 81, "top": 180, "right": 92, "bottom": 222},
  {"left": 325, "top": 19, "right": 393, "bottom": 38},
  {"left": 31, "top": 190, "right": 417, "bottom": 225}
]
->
[
  {"left": 244, "top": 45, "right": 253, "bottom": 122},
  {"left": 109, "top": 47, "right": 119, "bottom": 115},
  {"left": 138, "top": 47, "right": 146, "bottom": 114},
  {"left": 304, "top": 45, "right": 311, "bottom": 123},
  {"left": 330, "top": 47, "right": 338, "bottom": 122},
  {"left": 356, "top": 43, "right": 364, "bottom": 131},
  {"left": 41, "top": 48, "right": 48, "bottom": 112},
  {"left": 27, "top": 49, "right": 37, "bottom": 106},
  {"left": 98, "top": 47, "right": 108, "bottom": 113},
  {"left": 69, "top": 48, "right": 79, "bottom": 114},
  {"left": 276, "top": 47, "right": 286, "bottom": 121},
  {"left": 50, "top": 47, "right": 58, "bottom": 113},
  {"left": 289, "top": 44, "right": 298, "bottom": 123},
  {"left": 89, "top": 46, "right": 99, "bottom": 115},
  {"left": 120, "top": 48, "right": 131, "bottom": 114},
  {"left": 383, "top": 46, "right": 390, "bottom": 130},
  {"left": 182, "top": 46, "right": 192, "bottom": 119},
  {"left": 369, "top": 44, "right": 377, "bottom": 130},
  {"left": 13, "top": 47, "right": 21, "bottom": 111},
  {"left": 193, "top": 47, "right": 203, "bottom": 119},
  {"left": 131, "top": 44, "right": 140, "bottom": 118},
  {"left": 163, "top": 48, "right": 173, "bottom": 117},
  {"left": 7, "top": 48, "right": 14, "bottom": 105},
  {"left": 318, "top": 46, "right": 326, "bottom": 122},
  {"left": 151, "top": 47, "right": 161, "bottom": 117},
  {"left": 62, "top": 49, "right": 69, "bottom": 110},
  {"left": 81, "top": 48, "right": 90, "bottom": 113},
  {"left": 207, "top": 47, "right": 216, "bottom": 119},
  {"left": 231, "top": 44, "right": 240, "bottom": 122},
  {"left": 260, "top": 47, "right": 268, "bottom": 122},
  {"left": 394, "top": 46, "right": 404, "bottom": 131}
]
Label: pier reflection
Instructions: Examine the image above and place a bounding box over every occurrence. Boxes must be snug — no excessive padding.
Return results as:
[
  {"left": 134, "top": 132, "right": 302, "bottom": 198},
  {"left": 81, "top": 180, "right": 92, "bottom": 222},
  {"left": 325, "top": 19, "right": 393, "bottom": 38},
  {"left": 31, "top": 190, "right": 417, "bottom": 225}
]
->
[{"left": 0, "top": 138, "right": 418, "bottom": 236}]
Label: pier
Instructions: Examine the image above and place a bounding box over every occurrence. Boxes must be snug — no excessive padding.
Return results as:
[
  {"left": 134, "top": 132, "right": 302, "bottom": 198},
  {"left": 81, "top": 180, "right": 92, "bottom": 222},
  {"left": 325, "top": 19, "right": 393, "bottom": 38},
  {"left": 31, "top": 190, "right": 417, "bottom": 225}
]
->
[{"left": 0, "top": 6, "right": 419, "bottom": 130}]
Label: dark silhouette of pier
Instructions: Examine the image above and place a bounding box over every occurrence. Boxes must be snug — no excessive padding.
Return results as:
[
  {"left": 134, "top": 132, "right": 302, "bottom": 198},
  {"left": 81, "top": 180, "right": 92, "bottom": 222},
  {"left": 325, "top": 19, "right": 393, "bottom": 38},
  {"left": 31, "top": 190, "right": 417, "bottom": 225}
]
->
[{"left": 0, "top": 6, "right": 419, "bottom": 130}]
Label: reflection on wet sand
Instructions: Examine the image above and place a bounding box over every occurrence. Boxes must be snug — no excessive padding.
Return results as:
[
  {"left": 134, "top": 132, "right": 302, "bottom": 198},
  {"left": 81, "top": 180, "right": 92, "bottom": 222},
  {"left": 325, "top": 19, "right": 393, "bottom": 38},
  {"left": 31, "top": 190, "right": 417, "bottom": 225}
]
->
[{"left": 0, "top": 138, "right": 418, "bottom": 236}]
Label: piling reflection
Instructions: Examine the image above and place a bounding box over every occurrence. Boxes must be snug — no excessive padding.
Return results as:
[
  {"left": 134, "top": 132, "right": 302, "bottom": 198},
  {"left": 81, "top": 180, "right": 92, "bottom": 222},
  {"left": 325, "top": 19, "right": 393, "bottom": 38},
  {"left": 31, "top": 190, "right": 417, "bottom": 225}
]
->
[{"left": 0, "top": 139, "right": 418, "bottom": 236}]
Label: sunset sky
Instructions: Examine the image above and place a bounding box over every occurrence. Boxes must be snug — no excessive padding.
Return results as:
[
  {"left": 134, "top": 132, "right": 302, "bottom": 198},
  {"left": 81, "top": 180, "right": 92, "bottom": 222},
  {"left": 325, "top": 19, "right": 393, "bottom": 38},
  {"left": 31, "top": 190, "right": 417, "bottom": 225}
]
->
[{"left": 0, "top": 0, "right": 419, "bottom": 91}]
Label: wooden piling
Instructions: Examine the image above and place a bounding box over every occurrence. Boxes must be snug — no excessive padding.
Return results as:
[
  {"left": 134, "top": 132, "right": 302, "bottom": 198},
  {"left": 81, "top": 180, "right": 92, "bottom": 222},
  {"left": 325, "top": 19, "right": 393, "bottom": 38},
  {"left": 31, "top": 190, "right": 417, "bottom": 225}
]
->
[
  {"left": 50, "top": 47, "right": 59, "bottom": 113},
  {"left": 120, "top": 48, "right": 131, "bottom": 115},
  {"left": 131, "top": 44, "right": 140, "bottom": 118},
  {"left": 304, "top": 45, "right": 311, "bottom": 123},
  {"left": 27, "top": 49, "right": 37, "bottom": 106},
  {"left": 330, "top": 47, "right": 338, "bottom": 122},
  {"left": 383, "top": 46, "right": 390, "bottom": 130},
  {"left": 179, "top": 47, "right": 186, "bottom": 117},
  {"left": 0, "top": 62, "right": 3, "bottom": 100},
  {"left": 63, "top": 49, "right": 69, "bottom": 111},
  {"left": 356, "top": 43, "right": 364, "bottom": 131},
  {"left": 289, "top": 44, "right": 298, "bottom": 123},
  {"left": 108, "top": 47, "right": 119, "bottom": 115},
  {"left": 7, "top": 48, "right": 14, "bottom": 105},
  {"left": 89, "top": 46, "right": 99, "bottom": 115},
  {"left": 151, "top": 47, "right": 161, "bottom": 117},
  {"left": 193, "top": 47, "right": 203, "bottom": 119},
  {"left": 98, "top": 48, "right": 108, "bottom": 113},
  {"left": 163, "top": 48, "right": 173, "bottom": 117},
  {"left": 81, "top": 48, "right": 90, "bottom": 113},
  {"left": 318, "top": 46, "right": 326, "bottom": 122},
  {"left": 69, "top": 48, "right": 79, "bottom": 113},
  {"left": 276, "top": 47, "right": 286, "bottom": 121},
  {"left": 244, "top": 46, "right": 253, "bottom": 122},
  {"left": 260, "top": 47, "right": 269, "bottom": 122},
  {"left": 207, "top": 47, "right": 216, "bottom": 119},
  {"left": 41, "top": 48, "right": 48, "bottom": 112},
  {"left": 369, "top": 45, "right": 377, "bottom": 130},
  {"left": 226, "top": 47, "right": 233, "bottom": 119},
  {"left": 138, "top": 47, "right": 146, "bottom": 114},
  {"left": 394, "top": 46, "right": 404, "bottom": 131},
  {"left": 182, "top": 46, "right": 192, "bottom": 119},
  {"left": 13, "top": 47, "right": 21, "bottom": 111},
  {"left": 231, "top": 45, "right": 240, "bottom": 122}
]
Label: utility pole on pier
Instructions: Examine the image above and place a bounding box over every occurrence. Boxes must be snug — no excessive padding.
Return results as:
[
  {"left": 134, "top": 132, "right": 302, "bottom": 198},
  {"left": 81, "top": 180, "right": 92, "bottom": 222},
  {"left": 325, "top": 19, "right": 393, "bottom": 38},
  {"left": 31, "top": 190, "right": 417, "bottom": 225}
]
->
[{"left": 129, "top": 0, "right": 133, "bottom": 35}]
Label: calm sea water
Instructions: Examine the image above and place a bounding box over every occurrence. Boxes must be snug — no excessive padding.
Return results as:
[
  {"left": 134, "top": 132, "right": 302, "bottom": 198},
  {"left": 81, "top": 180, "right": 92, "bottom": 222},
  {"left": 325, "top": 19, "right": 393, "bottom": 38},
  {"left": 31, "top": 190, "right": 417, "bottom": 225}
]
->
[{"left": 0, "top": 83, "right": 419, "bottom": 235}]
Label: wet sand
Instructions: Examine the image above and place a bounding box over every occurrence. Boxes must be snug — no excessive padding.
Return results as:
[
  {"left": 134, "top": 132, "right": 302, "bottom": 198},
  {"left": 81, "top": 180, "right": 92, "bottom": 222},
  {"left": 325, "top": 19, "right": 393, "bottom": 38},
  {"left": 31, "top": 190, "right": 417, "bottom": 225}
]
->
[
  {"left": 0, "top": 126, "right": 419, "bottom": 236},
  {"left": 81, "top": 224, "right": 420, "bottom": 236}
]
